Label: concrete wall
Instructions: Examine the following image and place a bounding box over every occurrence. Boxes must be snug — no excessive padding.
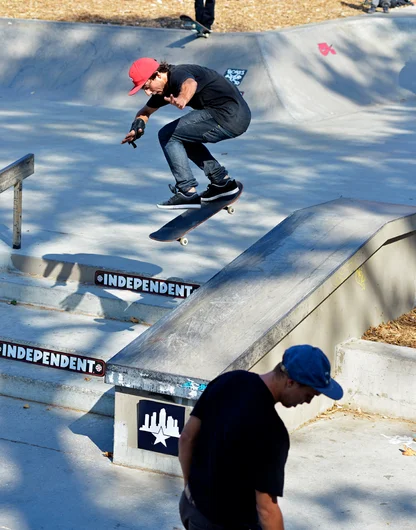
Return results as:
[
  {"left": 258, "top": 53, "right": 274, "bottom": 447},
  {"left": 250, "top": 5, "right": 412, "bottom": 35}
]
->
[
  {"left": 335, "top": 339, "right": 416, "bottom": 420},
  {"left": 251, "top": 232, "right": 416, "bottom": 430}
]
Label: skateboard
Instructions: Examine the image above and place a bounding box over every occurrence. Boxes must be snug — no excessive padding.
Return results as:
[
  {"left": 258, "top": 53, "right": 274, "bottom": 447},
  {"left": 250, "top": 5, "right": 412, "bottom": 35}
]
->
[
  {"left": 180, "top": 14, "right": 211, "bottom": 38},
  {"left": 149, "top": 182, "right": 243, "bottom": 246}
]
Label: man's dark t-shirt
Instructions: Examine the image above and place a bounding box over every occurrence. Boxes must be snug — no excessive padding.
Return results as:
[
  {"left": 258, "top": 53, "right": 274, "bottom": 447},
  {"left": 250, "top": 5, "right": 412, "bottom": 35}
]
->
[
  {"left": 188, "top": 371, "right": 290, "bottom": 528},
  {"left": 147, "top": 64, "right": 251, "bottom": 136}
]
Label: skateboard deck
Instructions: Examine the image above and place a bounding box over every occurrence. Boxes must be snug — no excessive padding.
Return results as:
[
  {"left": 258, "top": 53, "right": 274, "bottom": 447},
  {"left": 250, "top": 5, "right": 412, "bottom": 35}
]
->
[
  {"left": 150, "top": 182, "right": 243, "bottom": 246},
  {"left": 180, "top": 14, "right": 211, "bottom": 37}
]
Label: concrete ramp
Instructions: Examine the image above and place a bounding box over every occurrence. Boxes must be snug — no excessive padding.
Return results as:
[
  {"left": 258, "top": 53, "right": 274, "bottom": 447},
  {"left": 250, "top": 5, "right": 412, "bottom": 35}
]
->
[
  {"left": 1, "top": 12, "right": 415, "bottom": 122},
  {"left": 260, "top": 12, "right": 416, "bottom": 121},
  {"left": 0, "top": 18, "right": 283, "bottom": 120}
]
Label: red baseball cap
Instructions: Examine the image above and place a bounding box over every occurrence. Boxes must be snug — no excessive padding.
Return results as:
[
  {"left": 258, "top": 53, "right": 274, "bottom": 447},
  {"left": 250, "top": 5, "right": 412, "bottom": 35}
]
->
[{"left": 128, "top": 58, "right": 160, "bottom": 96}]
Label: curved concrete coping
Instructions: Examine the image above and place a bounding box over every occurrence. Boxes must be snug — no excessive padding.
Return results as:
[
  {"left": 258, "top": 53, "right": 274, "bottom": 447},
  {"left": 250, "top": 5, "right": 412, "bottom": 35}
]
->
[{"left": 105, "top": 197, "right": 416, "bottom": 400}]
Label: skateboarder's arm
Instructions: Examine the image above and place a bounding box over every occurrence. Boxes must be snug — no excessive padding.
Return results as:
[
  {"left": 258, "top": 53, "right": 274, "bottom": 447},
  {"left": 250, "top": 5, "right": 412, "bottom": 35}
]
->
[
  {"left": 178, "top": 415, "right": 201, "bottom": 487},
  {"left": 134, "top": 104, "right": 159, "bottom": 123},
  {"left": 256, "top": 491, "right": 285, "bottom": 530},
  {"left": 164, "top": 78, "right": 198, "bottom": 109}
]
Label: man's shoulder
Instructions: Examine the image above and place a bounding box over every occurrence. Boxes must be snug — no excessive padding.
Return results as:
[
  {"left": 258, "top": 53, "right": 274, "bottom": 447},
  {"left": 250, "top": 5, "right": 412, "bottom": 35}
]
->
[
  {"left": 214, "top": 370, "right": 259, "bottom": 385},
  {"left": 202, "top": 370, "right": 258, "bottom": 396},
  {"left": 170, "top": 64, "right": 197, "bottom": 75}
]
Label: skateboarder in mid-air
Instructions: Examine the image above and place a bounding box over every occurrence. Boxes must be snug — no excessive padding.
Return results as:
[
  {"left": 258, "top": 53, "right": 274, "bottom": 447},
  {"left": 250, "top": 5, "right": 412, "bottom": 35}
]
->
[{"left": 121, "top": 58, "right": 251, "bottom": 210}]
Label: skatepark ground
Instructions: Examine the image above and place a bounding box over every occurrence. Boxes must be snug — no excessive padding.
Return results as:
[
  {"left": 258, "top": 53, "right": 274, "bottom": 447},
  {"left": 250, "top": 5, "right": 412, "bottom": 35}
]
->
[
  {"left": 1, "top": 394, "right": 415, "bottom": 530},
  {"left": 0, "top": 9, "right": 416, "bottom": 530}
]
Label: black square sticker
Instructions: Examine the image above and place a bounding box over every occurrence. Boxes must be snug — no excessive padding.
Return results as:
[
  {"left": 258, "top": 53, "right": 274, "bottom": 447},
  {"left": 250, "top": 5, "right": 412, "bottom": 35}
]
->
[
  {"left": 137, "top": 400, "right": 185, "bottom": 456},
  {"left": 224, "top": 68, "right": 248, "bottom": 86}
]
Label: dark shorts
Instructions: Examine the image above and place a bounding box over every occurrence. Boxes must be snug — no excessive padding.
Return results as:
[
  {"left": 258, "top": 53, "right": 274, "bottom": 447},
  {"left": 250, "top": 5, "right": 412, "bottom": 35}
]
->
[{"left": 179, "top": 489, "right": 261, "bottom": 530}]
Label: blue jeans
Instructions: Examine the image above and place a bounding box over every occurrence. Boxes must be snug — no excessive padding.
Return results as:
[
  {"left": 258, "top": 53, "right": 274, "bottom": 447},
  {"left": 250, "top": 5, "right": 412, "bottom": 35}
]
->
[{"left": 158, "top": 109, "right": 237, "bottom": 193}]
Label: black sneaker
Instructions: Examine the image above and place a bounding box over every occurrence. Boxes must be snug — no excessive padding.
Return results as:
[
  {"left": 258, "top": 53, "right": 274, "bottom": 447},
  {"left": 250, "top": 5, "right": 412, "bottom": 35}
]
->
[
  {"left": 382, "top": 2, "right": 389, "bottom": 12},
  {"left": 157, "top": 185, "right": 201, "bottom": 210},
  {"left": 200, "top": 179, "right": 239, "bottom": 203},
  {"left": 368, "top": 5, "right": 376, "bottom": 12}
]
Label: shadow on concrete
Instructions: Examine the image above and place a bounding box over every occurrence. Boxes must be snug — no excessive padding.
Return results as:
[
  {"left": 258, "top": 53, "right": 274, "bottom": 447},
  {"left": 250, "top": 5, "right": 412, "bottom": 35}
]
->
[
  {"left": 41, "top": 253, "right": 162, "bottom": 282},
  {"left": 0, "top": 395, "right": 183, "bottom": 529},
  {"left": 399, "top": 59, "right": 416, "bottom": 94}
]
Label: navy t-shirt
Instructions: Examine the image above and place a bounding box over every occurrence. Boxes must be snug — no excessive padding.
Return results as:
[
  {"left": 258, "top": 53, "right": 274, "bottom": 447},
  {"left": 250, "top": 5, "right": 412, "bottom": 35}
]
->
[
  {"left": 147, "top": 64, "right": 251, "bottom": 136},
  {"left": 188, "top": 371, "right": 290, "bottom": 528}
]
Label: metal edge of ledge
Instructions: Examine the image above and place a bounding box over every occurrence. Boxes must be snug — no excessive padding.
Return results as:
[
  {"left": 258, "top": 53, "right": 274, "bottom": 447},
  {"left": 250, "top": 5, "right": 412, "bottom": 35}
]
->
[{"left": 105, "top": 364, "right": 209, "bottom": 402}]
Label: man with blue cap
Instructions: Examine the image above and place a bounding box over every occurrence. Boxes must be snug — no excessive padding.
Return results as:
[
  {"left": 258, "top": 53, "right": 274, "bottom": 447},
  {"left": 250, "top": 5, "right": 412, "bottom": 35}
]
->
[{"left": 178, "top": 345, "right": 343, "bottom": 530}]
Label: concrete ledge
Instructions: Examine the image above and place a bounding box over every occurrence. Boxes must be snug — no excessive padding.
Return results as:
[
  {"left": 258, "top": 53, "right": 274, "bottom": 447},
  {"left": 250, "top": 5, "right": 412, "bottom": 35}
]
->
[
  {"left": 104, "top": 197, "right": 416, "bottom": 473},
  {"left": 336, "top": 339, "right": 416, "bottom": 420},
  {"left": 106, "top": 198, "right": 416, "bottom": 400}
]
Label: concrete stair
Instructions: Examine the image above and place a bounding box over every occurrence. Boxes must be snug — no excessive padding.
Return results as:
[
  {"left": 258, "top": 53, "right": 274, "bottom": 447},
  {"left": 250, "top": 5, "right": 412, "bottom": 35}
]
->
[
  {"left": 0, "top": 260, "right": 187, "bottom": 416},
  {"left": 0, "top": 297, "right": 149, "bottom": 416},
  {"left": 0, "top": 269, "right": 174, "bottom": 325}
]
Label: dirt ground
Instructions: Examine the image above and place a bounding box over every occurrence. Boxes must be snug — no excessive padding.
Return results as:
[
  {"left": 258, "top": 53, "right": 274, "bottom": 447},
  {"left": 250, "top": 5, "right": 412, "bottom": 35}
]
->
[
  {"left": 0, "top": 0, "right": 381, "bottom": 33},
  {"left": 362, "top": 308, "right": 416, "bottom": 349},
  {"left": 1, "top": 1, "right": 415, "bottom": 348},
  {"left": 1, "top": 1, "right": 413, "bottom": 32}
]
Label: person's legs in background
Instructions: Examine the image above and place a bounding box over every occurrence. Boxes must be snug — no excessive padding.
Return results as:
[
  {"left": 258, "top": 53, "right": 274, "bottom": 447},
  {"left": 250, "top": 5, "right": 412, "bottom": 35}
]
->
[{"left": 195, "top": 0, "right": 215, "bottom": 30}]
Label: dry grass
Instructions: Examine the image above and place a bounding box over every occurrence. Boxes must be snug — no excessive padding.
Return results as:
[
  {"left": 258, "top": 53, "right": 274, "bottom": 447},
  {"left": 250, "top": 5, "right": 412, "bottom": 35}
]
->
[
  {"left": 363, "top": 308, "right": 416, "bottom": 349},
  {"left": 0, "top": 0, "right": 370, "bottom": 33}
]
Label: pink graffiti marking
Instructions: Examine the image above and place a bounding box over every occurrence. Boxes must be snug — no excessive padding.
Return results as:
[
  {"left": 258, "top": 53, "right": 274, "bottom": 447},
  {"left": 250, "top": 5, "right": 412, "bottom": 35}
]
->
[{"left": 318, "top": 43, "right": 337, "bottom": 56}]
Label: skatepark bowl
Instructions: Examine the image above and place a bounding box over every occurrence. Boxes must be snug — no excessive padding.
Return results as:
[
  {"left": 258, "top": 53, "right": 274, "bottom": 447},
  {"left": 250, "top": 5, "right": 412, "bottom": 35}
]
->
[{"left": 0, "top": 9, "right": 416, "bottom": 530}]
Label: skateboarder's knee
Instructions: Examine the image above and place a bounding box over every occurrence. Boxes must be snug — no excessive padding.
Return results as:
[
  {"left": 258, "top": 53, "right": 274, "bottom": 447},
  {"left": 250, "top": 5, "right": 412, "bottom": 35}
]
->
[
  {"left": 158, "top": 124, "right": 175, "bottom": 146},
  {"left": 158, "top": 127, "right": 168, "bottom": 145}
]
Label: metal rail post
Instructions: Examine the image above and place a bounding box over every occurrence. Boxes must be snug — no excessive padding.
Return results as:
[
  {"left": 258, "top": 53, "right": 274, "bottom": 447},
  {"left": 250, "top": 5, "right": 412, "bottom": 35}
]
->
[{"left": 0, "top": 154, "right": 34, "bottom": 249}]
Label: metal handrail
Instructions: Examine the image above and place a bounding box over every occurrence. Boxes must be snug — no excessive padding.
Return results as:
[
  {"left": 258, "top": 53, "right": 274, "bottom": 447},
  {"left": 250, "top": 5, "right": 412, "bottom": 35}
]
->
[{"left": 0, "top": 154, "right": 35, "bottom": 249}]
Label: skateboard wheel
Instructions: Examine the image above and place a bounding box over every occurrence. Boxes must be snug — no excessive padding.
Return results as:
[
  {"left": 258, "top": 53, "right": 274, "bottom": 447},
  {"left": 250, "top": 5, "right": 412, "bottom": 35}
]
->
[
  {"left": 179, "top": 237, "right": 189, "bottom": 246},
  {"left": 226, "top": 206, "right": 235, "bottom": 214}
]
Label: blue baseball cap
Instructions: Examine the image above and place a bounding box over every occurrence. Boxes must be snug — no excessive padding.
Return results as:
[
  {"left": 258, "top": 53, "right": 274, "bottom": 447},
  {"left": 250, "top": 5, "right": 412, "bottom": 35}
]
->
[{"left": 282, "top": 345, "right": 343, "bottom": 400}]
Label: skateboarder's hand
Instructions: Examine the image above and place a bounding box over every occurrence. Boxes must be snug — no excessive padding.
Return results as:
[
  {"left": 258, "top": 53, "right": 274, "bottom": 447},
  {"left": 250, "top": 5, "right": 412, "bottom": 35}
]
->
[
  {"left": 121, "top": 130, "right": 138, "bottom": 145},
  {"left": 121, "top": 117, "right": 146, "bottom": 148},
  {"left": 164, "top": 94, "right": 187, "bottom": 110}
]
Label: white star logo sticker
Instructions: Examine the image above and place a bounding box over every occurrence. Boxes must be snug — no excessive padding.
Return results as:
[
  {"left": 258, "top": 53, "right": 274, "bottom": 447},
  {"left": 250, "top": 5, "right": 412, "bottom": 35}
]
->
[{"left": 152, "top": 427, "right": 169, "bottom": 447}]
